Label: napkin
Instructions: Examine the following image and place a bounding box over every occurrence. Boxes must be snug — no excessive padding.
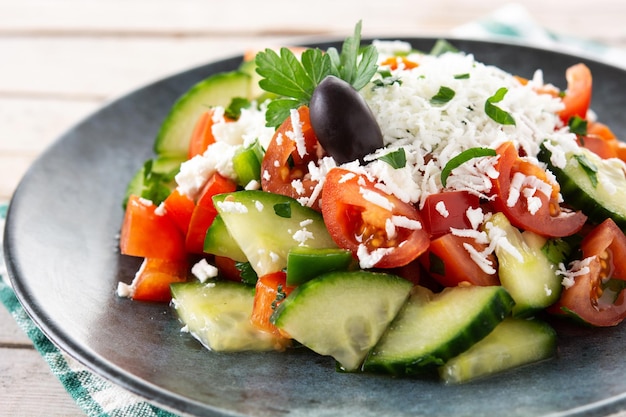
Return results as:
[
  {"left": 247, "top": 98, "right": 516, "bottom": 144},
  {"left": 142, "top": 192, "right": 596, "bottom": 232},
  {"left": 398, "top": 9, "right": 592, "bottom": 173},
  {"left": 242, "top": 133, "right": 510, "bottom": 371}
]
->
[{"left": 1, "top": 4, "right": 626, "bottom": 417}]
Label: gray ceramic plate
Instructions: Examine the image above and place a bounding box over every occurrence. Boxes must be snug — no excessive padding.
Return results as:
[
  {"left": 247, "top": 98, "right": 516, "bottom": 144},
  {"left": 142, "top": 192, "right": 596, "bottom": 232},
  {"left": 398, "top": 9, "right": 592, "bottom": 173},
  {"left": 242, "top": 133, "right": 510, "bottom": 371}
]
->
[{"left": 5, "top": 38, "right": 626, "bottom": 417}]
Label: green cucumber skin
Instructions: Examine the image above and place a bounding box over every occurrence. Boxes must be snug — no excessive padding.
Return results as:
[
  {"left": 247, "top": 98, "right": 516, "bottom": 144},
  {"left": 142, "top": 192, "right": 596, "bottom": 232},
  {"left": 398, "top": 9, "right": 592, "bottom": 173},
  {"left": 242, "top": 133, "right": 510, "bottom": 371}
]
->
[
  {"left": 489, "top": 213, "right": 562, "bottom": 317},
  {"left": 539, "top": 145, "right": 626, "bottom": 231},
  {"left": 286, "top": 247, "right": 354, "bottom": 286},
  {"left": 154, "top": 71, "right": 251, "bottom": 157},
  {"left": 170, "top": 281, "right": 287, "bottom": 352},
  {"left": 203, "top": 215, "right": 248, "bottom": 262},
  {"left": 213, "top": 190, "right": 337, "bottom": 276},
  {"left": 439, "top": 317, "right": 557, "bottom": 384},
  {"left": 272, "top": 271, "right": 413, "bottom": 372},
  {"left": 362, "top": 285, "right": 515, "bottom": 376}
]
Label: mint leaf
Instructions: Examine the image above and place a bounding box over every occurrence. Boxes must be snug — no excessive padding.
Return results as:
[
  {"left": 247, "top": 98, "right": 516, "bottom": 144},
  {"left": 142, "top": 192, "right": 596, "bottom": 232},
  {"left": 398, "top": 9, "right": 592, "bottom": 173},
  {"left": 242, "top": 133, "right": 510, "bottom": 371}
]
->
[
  {"left": 485, "top": 87, "right": 516, "bottom": 125},
  {"left": 430, "top": 86, "right": 456, "bottom": 105},
  {"left": 441, "top": 147, "right": 497, "bottom": 187},
  {"left": 379, "top": 148, "right": 406, "bottom": 169}
]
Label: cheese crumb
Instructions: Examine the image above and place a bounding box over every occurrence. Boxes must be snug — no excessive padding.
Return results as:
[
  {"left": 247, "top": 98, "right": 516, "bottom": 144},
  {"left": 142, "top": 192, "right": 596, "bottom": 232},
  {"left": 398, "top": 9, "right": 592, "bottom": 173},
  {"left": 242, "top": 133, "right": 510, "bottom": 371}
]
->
[{"left": 191, "top": 258, "right": 219, "bottom": 283}]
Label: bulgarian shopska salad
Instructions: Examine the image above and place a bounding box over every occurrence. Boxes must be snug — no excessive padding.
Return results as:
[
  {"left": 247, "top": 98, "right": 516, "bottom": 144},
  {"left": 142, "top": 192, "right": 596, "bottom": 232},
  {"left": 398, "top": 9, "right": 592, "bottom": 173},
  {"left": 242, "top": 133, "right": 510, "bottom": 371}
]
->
[{"left": 117, "top": 23, "right": 626, "bottom": 383}]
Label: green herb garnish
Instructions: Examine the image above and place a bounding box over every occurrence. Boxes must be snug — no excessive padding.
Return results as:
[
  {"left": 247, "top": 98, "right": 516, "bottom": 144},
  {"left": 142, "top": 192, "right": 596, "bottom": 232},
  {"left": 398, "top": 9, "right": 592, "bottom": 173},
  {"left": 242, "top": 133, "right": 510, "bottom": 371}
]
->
[
  {"left": 574, "top": 153, "right": 599, "bottom": 187},
  {"left": 224, "top": 97, "right": 251, "bottom": 120},
  {"left": 441, "top": 147, "right": 497, "bottom": 187},
  {"left": 379, "top": 148, "right": 406, "bottom": 169},
  {"left": 274, "top": 202, "right": 292, "bottom": 218},
  {"left": 485, "top": 87, "right": 516, "bottom": 125},
  {"left": 541, "top": 238, "right": 572, "bottom": 265},
  {"left": 429, "top": 39, "right": 458, "bottom": 56},
  {"left": 235, "top": 262, "right": 259, "bottom": 286},
  {"left": 454, "top": 73, "right": 470, "bottom": 79},
  {"left": 126, "top": 159, "right": 178, "bottom": 207},
  {"left": 430, "top": 86, "right": 456, "bottom": 105},
  {"left": 255, "top": 21, "right": 378, "bottom": 127},
  {"left": 568, "top": 115, "right": 588, "bottom": 137}
]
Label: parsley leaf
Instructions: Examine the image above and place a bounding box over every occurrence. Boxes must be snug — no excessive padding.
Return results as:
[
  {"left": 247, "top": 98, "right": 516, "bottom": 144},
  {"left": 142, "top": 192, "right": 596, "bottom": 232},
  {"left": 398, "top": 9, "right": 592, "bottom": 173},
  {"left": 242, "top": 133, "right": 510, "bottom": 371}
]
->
[
  {"left": 274, "top": 202, "right": 292, "bottom": 218},
  {"left": 235, "top": 262, "right": 259, "bottom": 286},
  {"left": 485, "top": 87, "right": 516, "bottom": 125},
  {"left": 224, "top": 97, "right": 251, "bottom": 120},
  {"left": 379, "top": 148, "right": 406, "bottom": 168},
  {"left": 568, "top": 115, "right": 588, "bottom": 137},
  {"left": 441, "top": 147, "right": 497, "bottom": 187},
  {"left": 255, "top": 21, "right": 378, "bottom": 127},
  {"left": 574, "top": 153, "right": 599, "bottom": 187},
  {"left": 430, "top": 86, "right": 456, "bottom": 105}
]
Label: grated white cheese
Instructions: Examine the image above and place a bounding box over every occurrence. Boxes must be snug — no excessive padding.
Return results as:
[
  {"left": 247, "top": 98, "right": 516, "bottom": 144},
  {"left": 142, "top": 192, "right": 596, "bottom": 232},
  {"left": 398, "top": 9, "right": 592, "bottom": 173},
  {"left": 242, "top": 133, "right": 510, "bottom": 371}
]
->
[
  {"left": 191, "top": 258, "right": 219, "bottom": 283},
  {"left": 435, "top": 201, "right": 449, "bottom": 218},
  {"left": 216, "top": 200, "right": 248, "bottom": 214},
  {"left": 557, "top": 256, "right": 595, "bottom": 289}
]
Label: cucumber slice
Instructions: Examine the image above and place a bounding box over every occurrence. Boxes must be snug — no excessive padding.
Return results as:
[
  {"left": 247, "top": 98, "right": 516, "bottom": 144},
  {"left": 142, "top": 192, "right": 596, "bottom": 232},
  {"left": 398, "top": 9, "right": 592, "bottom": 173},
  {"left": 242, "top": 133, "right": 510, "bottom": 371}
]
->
[
  {"left": 439, "top": 317, "right": 557, "bottom": 384},
  {"left": 213, "top": 190, "right": 337, "bottom": 276},
  {"left": 154, "top": 71, "right": 251, "bottom": 157},
  {"left": 272, "top": 271, "right": 413, "bottom": 371},
  {"left": 362, "top": 285, "right": 514, "bottom": 376},
  {"left": 170, "top": 281, "right": 288, "bottom": 351},
  {"left": 232, "top": 139, "right": 264, "bottom": 188},
  {"left": 539, "top": 145, "right": 626, "bottom": 230},
  {"left": 203, "top": 214, "right": 247, "bottom": 262},
  {"left": 286, "top": 247, "right": 354, "bottom": 285},
  {"left": 124, "top": 155, "right": 185, "bottom": 206},
  {"left": 487, "top": 212, "right": 562, "bottom": 317}
]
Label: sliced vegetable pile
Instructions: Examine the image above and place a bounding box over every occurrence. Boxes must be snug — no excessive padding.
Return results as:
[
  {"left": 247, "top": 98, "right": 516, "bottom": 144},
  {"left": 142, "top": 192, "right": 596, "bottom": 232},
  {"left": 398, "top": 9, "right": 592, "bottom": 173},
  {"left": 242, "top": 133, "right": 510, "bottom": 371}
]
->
[{"left": 117, "top": 23, "right": 626, "bottom": 383}]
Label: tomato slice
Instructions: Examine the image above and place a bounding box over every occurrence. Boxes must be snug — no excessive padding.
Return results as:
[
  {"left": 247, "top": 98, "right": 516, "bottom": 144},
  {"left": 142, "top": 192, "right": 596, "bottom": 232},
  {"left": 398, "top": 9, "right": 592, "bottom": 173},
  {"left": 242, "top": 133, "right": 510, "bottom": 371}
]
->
[
  {"left": 130, "top": 258, "right": 189, "bottom": 302},
  {"left": 420, "top": 233, "right": 499, "bottom": 287},
  {"left": 491, "top": 141, "right": 587, "bottom": 238},
  {"left": 120, "top": 195, "right": 187, "bottom": 261},
  {"left": 260, "top": 105, "right": 324, "bottom": 209},
  {"left": 250, "top": 271, "right": 294, "bottom": 337},
  {"left": 559, "top": 63, "right": 592, "bottom": 125},
  {"left": 419, "top": 191, "right": 480, "bottom": 237},
  {"left": 185, "top": 173, "right": 237, "bottom": 254},
  {"left": 162, "top": 188, "right": 195, "bottom": 234},
  {"left": 187, "top": 110, "right": 232, "bottom": 159},
  {"left": 321, "top": 167, "right": 429, "bottom": 269},
  {"left": 550, "top": 218, "right": 626, "bottom": 326}
]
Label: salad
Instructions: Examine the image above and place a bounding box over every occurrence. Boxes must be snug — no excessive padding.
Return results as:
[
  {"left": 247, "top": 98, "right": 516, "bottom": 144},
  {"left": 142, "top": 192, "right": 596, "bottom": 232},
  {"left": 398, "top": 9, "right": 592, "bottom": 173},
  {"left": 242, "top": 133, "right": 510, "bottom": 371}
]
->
[{"left": 117, "top": 23, "right": 626, "bottom": 383}]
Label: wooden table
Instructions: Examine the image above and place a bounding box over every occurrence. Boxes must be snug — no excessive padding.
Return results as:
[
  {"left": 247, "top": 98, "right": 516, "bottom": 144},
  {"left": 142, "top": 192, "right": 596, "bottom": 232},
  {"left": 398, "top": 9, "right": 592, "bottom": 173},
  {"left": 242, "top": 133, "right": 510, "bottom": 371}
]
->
[{"left": 2, "top": 0, "right": 626, "bottom": 415}]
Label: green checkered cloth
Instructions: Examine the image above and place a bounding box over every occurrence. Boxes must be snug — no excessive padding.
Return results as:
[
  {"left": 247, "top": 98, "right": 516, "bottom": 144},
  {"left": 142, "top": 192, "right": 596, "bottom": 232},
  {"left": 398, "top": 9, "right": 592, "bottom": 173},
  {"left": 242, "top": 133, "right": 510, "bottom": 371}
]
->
[
  {"left": 2, "top": 5, "right": 626, "bottom": 416},
  {"left": 0, "top": 202, "right": 180, "bottom": 417}
]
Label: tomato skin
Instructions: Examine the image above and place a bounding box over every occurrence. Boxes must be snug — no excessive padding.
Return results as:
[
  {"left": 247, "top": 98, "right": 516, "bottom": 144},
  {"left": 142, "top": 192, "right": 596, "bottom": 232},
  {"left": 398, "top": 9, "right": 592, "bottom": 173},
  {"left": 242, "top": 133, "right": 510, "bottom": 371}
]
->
[
  {"left": 491, "top": 141, "right": 587, "bottom": 238},
  {"left": 420, "top": 191, "right": 480, "bottom": 238},
  {"left": 321, "top": 168, "right": 430, "bottom": 269},
  {"left": 550, "top": 219, "right": 626, "bottom": 326},
  {"left": 260, "top": 105, "right": 323, "bottom": 209},
  {"left": 421, "top": 233, "right": 499, "bottom": 287},
  {"left": 559, "top": 63, "right": 592, "bottom": 125},
  {"left": 120, "top": 195, "right": 187, "bottom": 261},
  {"left": 162, "top": 188, "right": 195, "bottom": 234},
  {"left": 187, "top": 110, "right": 233, "bottom": 159},
  {"left": 131, "top": 258, "right": 188, "bottom": 302},
  {"left": 250, "top": 271, "right": 294, "bottom": 337},
  {"left": 185, "top": 173, "right": 237, "bottom": 254}
]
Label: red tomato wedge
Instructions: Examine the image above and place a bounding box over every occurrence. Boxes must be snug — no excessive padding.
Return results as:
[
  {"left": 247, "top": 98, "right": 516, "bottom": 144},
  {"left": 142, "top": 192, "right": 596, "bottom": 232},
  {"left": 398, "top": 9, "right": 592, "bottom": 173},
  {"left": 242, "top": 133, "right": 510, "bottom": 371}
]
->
[
  {"left": 491, "top": 141, "right": 587, "bottom": 238},
  {"left": 185, "top": 173, "right": 237, "bottom": 254},
  {"left": 321, "top": 168, "right": 429, "bottom": 269},
  {"left": 162, "top": 188, "right": 195, "bottom": 234},
  {"left": 559, "top": 63, "right": 592, "bottom": 125},
  {"left": 421, "top": 233, "right": 499, "bottom": 287},
  {"left": 130, "top": 258, "right": 189, "bottom": 302},
  {"left": 120, "top": 195, "right": 187, "bottom": 261},
  {"left": 250, "top": 271, "right": 294, "bottom": 337},
  {"left": 419, "top": 191, "right": 480, "bottom": 238},
  {"left": 187, "top": 110, "right": 232, "bottom": 159},
  {"left": 260, "top": 105, "right": 324, "bottom": 209},
  {"left": 550, "top": 219, "right": 626, "bottom": 326}
]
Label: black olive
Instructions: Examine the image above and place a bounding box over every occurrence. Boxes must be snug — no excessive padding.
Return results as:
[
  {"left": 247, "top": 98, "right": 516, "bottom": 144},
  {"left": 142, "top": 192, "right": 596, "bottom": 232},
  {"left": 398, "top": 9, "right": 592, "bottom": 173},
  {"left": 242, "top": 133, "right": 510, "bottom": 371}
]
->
[{"left": 309, "top": 75, "right": 384, "bottom": 164}]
